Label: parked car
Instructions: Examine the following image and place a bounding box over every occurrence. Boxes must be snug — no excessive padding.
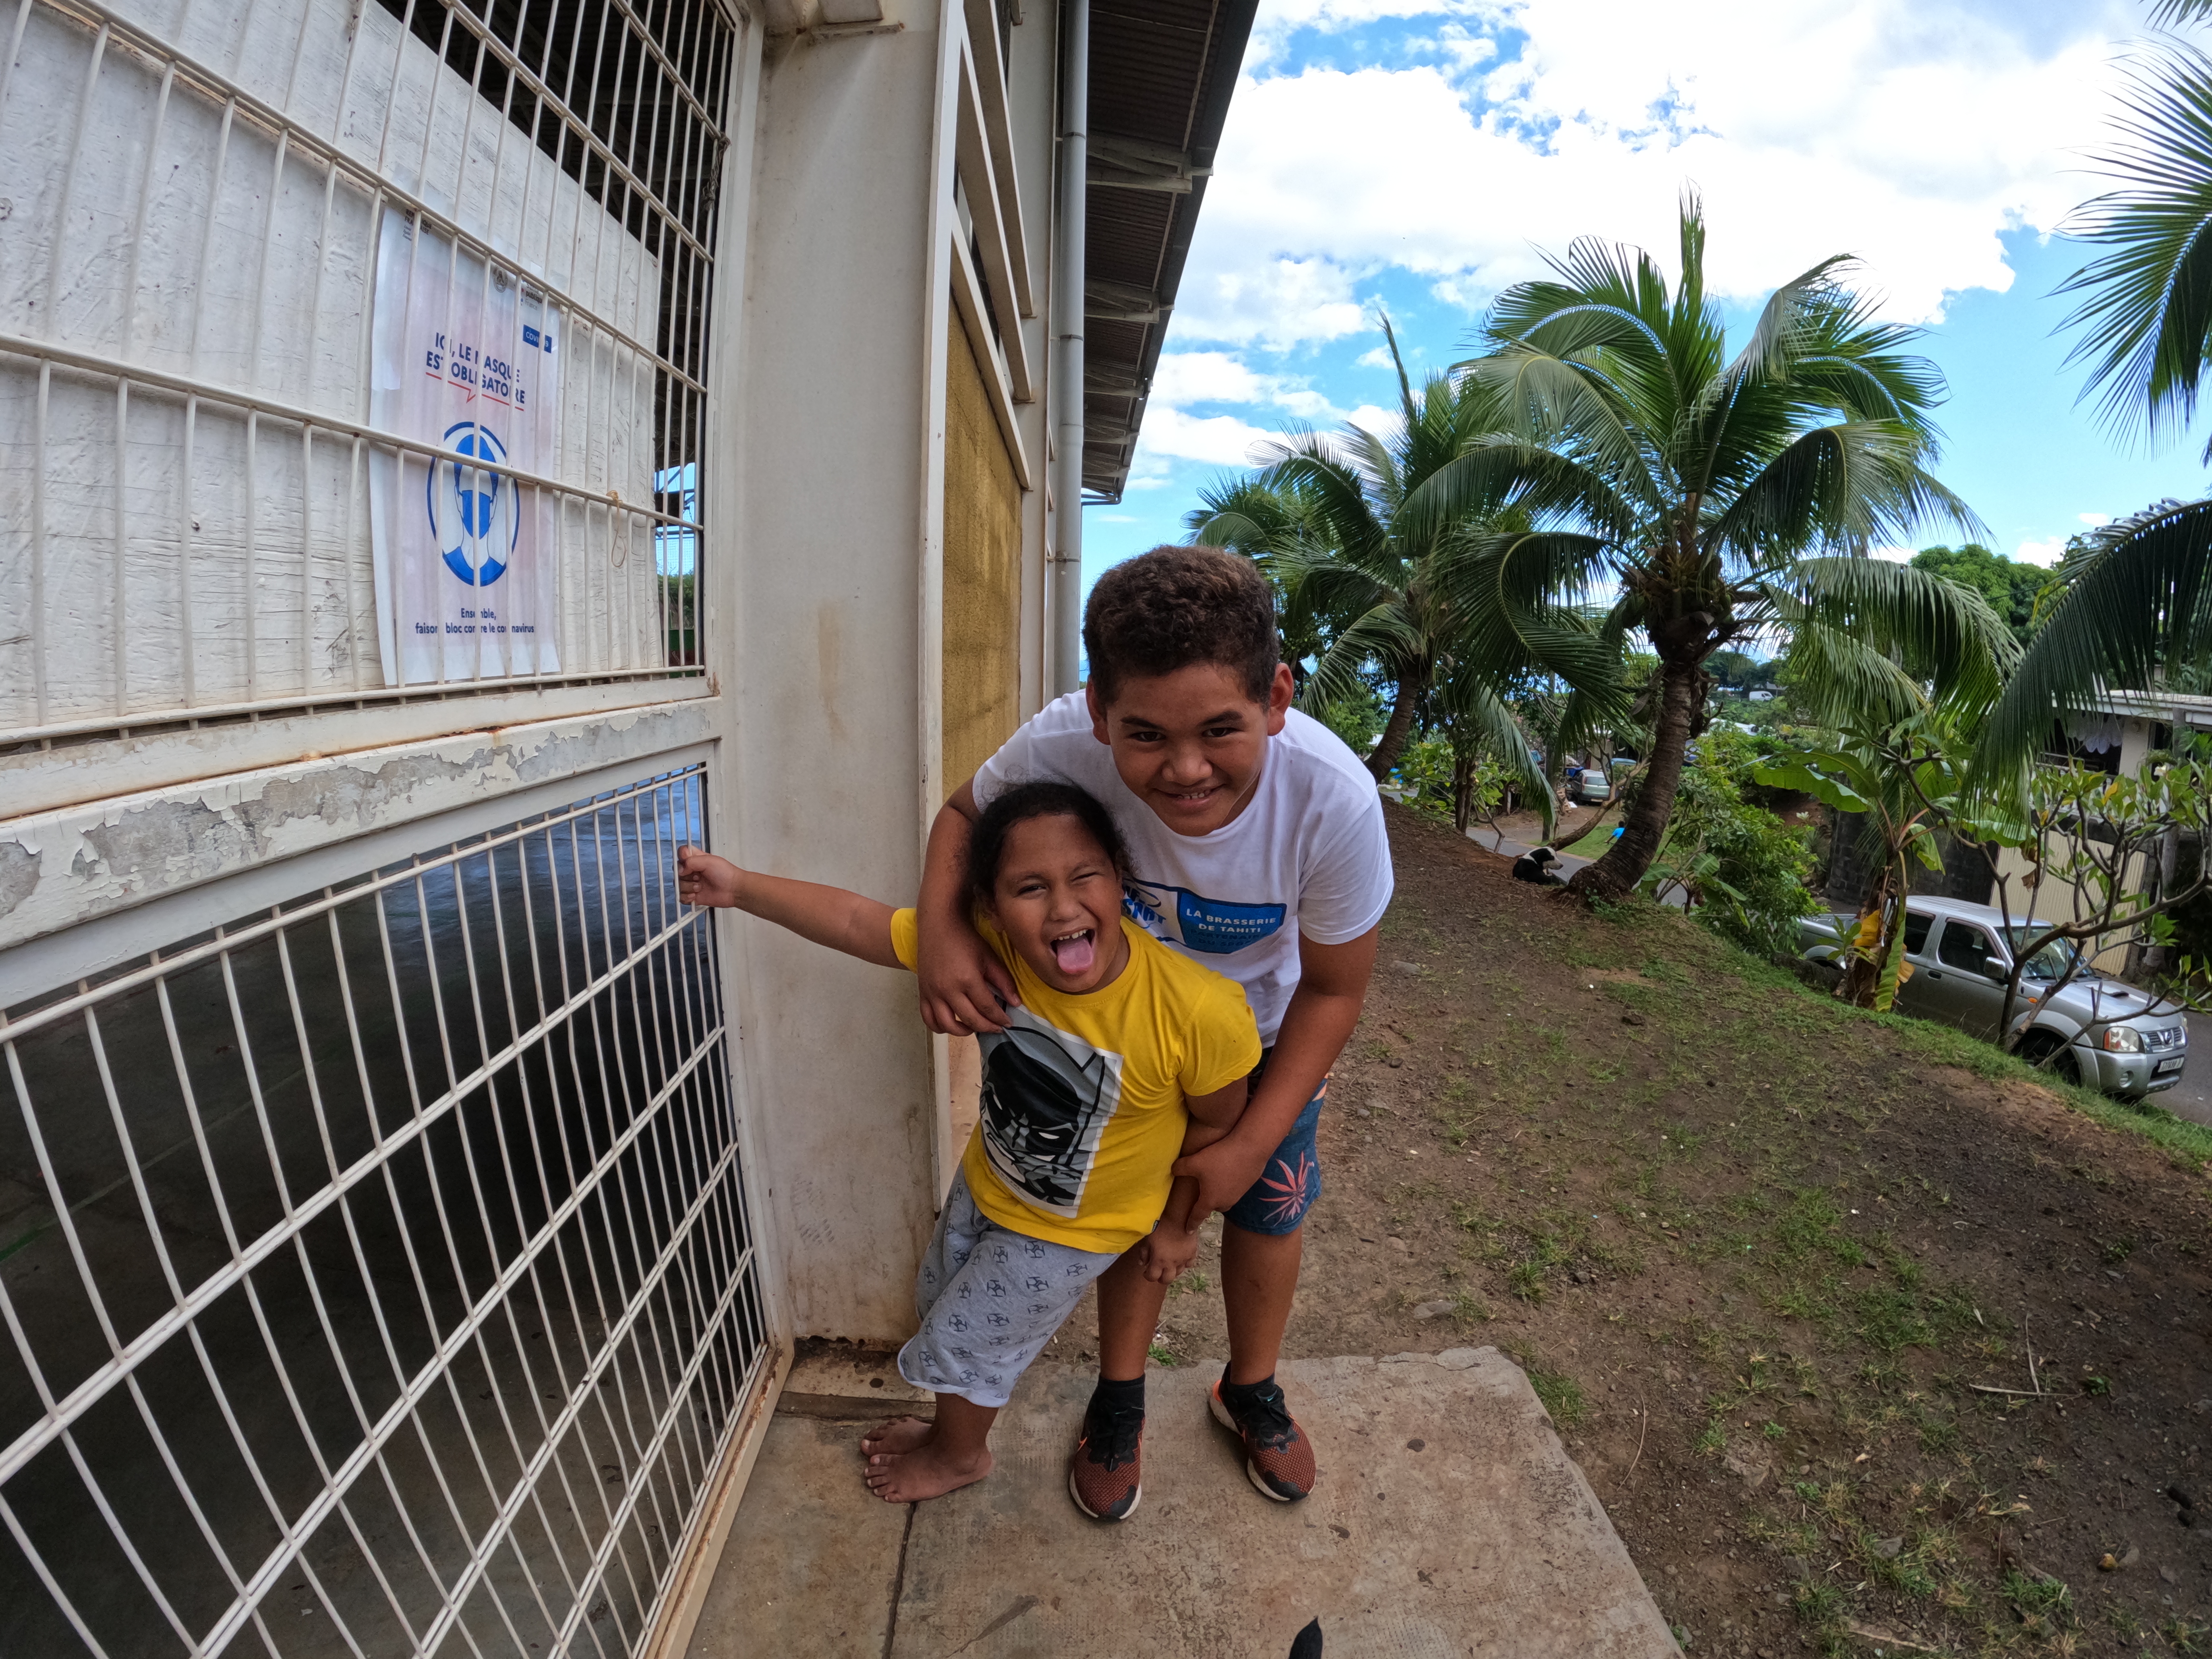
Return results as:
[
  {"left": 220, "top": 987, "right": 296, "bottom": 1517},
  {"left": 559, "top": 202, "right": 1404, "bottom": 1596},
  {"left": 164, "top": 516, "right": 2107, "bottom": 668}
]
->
[
  {"left": 1571, "top": 757, "right": 1635, "bottom": 806},
  {"left": 1796, "top": 896, "right": 2187, "bottom": 1099}
]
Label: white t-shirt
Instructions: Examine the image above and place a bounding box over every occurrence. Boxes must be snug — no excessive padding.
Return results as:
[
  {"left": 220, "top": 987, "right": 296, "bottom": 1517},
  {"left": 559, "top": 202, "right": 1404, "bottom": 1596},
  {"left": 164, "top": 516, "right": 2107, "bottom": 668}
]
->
[{"left": 973, "top": 693, "right": 1394, "bottom": 1041}]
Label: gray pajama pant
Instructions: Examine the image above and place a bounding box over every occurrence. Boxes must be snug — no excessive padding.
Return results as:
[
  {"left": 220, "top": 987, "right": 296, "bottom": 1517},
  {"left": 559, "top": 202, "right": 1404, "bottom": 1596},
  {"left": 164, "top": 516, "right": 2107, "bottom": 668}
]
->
[{"left": 896, "top": 1170, "right": 1120, "bottom": 1408}]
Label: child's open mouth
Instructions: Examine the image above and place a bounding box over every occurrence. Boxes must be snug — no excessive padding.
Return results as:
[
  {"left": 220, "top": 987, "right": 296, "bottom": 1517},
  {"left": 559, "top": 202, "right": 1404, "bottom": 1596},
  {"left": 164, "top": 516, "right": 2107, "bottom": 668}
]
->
[{"left": 1049, "top": 928, "right": 1096, "bottom": 975}]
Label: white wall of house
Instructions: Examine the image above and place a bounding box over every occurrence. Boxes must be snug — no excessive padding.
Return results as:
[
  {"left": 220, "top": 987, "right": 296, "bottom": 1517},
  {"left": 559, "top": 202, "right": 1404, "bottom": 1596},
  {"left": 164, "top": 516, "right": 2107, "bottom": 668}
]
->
[
  {"left": 707, "top": 0, "right": 1062, "bottom": 1343},
  {"left": 710, "top": 0, "right": 950, "bottom": 1345}
]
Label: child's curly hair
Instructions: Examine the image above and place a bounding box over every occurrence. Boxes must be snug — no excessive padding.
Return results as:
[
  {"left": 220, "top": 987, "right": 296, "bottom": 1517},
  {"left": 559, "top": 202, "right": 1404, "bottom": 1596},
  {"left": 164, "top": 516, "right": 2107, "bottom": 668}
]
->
[{"left": 965, "top": 781, "right": 1131, "bottom": 911}]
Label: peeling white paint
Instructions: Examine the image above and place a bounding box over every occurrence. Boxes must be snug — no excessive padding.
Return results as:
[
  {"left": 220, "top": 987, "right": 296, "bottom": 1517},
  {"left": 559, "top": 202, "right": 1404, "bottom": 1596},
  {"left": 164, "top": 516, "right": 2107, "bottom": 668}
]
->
[
  {"left": 0, "top": 699, "right": 716, "bottom": 952},
  {"left": 2, "top": 677, "right": 713, "bottom": 820}
]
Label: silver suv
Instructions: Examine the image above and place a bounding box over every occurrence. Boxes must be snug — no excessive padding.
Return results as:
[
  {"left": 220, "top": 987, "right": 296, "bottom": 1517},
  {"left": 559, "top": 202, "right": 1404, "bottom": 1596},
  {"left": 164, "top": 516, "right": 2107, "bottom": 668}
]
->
[{"left": 1798, "top": 895, "right": 2188, "bottom": 1099}]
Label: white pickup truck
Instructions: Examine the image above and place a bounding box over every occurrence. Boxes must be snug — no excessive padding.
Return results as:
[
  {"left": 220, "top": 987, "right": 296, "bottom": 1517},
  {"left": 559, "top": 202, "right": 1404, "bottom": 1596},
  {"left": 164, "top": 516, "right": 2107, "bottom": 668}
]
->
[{"left": 1797, "top": 895, "right": 2188, "bottom": 1099}]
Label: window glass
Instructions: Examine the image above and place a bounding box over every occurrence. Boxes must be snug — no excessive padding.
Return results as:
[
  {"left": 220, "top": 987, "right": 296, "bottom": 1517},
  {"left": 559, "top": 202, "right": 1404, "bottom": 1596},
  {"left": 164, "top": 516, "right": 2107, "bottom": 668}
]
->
[
  {"left": 1903, "top": 911, "right": 1932, "bottom": 955},
  {"left": 1936, "top": 922, "right": 1998, "bottom": 977},
  {"left": 2003, "top": 927, "right": 2077, "bottom": 982}
]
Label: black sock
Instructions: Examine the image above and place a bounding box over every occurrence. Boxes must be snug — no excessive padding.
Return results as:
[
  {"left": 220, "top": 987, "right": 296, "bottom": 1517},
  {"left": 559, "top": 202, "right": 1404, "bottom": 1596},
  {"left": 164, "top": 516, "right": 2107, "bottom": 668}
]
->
[
  {"left": 1220, "top": 1370, "right": 1277, "bottom": 1402},
  {"left": 1089, "top": 1374, "right": 1145, "bottom": 1419}
]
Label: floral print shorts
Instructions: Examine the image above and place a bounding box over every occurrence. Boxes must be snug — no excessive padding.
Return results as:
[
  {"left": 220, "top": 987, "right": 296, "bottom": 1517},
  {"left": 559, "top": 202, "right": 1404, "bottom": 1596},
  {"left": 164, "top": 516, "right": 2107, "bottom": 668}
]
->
[{"left": 1221, "top": 1055, "right": 1327, "bottom": 1236}]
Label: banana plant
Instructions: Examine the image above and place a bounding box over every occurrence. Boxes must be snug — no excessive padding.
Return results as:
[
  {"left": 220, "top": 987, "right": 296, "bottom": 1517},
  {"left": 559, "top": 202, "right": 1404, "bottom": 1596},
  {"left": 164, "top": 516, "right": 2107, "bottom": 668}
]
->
[{"left": 1754, "top": 712, "right": 1997, "bottom": 1010}]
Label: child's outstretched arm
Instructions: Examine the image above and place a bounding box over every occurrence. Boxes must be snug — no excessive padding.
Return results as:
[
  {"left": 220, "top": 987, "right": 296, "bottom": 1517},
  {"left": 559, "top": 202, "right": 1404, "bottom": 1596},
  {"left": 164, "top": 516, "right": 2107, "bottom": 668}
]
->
[
  {"left": 1141, "top": 1077, "right": 1248, "bottom": 1283},
  {"left": 677, "top": 847, "right": 903, "bottom": 969}
]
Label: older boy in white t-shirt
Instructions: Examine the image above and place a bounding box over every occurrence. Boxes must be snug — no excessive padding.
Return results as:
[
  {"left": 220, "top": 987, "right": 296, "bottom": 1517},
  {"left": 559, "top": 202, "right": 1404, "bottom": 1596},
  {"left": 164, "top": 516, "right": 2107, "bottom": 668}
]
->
[{"left": 915, "top": 545, "right": 1392, "bottom": 1512}]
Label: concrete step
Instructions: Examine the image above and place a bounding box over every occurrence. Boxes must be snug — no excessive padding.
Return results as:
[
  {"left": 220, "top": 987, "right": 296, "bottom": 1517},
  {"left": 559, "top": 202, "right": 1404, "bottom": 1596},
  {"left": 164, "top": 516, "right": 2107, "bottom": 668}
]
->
[{"left": 685, "top": 1347, "right": 1678, "bottom": 1659}]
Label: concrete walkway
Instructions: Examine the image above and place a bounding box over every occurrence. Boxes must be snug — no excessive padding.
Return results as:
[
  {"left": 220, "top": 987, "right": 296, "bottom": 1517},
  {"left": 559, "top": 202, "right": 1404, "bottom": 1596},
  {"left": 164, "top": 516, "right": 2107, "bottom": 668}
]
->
[{"left": 685, "top": 1348, "right": 1676, "bottom": 1659}]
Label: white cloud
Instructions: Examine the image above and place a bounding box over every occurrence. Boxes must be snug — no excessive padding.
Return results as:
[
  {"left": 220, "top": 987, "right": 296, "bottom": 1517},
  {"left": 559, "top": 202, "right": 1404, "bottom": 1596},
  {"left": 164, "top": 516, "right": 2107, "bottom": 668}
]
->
[
  {"left": 1176, "top": 0, "right": 2140, "bottom": 347},
  {"left": 2077, "top": 511, "right": 2112, "bottom": 526},
  {"left": 1870, "top": 545, "right": 1917, "bottom": 563},
  {"left": 2015, "top": 536, "right": 2069, "bottom": 567},
  {"left": 1170, "top": 255, "right": 1371, "bottom": 348},
  {"left": 1151, "top": 351, "right": 1270, "bottom": 405},
  {"left": 1344, "top": 403, "right": 1403, "bottom": 439},
  {"left": 1354, "top": 345, "right": 1398, "bottom": 368},
  {"left": 1150, "top": 350, "right": 1343, "bottom": 422},
  {"left": 1130, "top": 407, "right": 1279, "bottom": 466}
]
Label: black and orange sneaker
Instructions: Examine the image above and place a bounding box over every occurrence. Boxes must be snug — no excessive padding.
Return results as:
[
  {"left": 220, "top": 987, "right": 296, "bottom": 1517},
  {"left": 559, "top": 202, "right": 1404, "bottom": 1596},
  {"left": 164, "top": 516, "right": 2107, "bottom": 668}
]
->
[
  {"left": 1209, "top": 1373, "right": 1316, "bottom": 1502},
  {"left": 1068, "top": 1392, "right": 1145, "bottom": 1521}
]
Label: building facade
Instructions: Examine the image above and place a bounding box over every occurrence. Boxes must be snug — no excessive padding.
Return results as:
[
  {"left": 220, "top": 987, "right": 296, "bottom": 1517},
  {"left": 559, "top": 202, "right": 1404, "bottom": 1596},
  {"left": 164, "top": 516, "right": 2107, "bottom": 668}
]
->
[{"left": 0, "top": 0, "right": 1251, "bottom": 1649}]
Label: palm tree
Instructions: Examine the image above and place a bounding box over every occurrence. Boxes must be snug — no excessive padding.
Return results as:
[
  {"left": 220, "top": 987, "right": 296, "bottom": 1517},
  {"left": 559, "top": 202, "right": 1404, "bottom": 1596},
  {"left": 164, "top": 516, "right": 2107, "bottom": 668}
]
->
[
  {"left": 1187, "top": 319, "right": 1615, "bottom": 799},
  {"left": 1978, "top": 37, "right": 2212, "bottom": 781},
  {"left": 1446, "top": 197, "right": 2013, "bottom": 899}
]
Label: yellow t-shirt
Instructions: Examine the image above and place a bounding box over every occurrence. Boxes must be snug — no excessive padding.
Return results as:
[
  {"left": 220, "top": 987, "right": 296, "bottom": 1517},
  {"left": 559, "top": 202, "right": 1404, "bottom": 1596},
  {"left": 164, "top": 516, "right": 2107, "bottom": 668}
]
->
[{"left": 891, "top": 909, "right": 1261, "bottom": 1253}]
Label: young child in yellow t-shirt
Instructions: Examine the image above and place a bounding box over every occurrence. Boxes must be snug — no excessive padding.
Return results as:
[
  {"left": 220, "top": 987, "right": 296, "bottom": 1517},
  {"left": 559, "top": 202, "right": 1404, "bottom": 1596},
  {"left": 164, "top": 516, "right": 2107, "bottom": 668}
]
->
[{"left": 677, "top": 780, "right": 1259, "bottom": 1518}]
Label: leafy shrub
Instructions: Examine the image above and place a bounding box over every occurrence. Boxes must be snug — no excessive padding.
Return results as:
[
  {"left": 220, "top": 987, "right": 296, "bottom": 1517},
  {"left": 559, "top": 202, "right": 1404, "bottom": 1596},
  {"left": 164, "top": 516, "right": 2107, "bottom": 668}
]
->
[
  {"left": 1313, "top": 687, "right": 1388, "bottom": 754},
  {"left": 1645, "top": 729, "right": 1818, "bottom": 957},
  {"left": 1390, "top": 734, "right": 1511, "bottom": 830}
]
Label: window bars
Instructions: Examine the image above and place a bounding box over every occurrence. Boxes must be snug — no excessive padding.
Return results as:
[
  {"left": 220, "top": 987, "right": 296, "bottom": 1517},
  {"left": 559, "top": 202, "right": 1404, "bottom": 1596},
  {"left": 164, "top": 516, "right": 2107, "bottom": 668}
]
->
[
  {"left": 0, "top": 762, "right": 766, "bottom": 1658},
  {"left": 0, "top": 0, "right": 737, "bottom": 744}
]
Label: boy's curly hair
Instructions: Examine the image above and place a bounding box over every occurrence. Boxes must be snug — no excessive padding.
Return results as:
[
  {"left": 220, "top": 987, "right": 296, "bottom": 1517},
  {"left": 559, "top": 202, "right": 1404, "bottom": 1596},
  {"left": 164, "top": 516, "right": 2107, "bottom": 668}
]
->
[{"left": 1082, "top": 545, "right": 1280, "bottom": 704}]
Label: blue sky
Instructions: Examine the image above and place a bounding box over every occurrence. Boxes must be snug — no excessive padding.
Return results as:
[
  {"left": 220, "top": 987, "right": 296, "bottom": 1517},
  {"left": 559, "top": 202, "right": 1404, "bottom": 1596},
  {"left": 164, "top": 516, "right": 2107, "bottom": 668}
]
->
[{"left": 1085, "top": 0, "right": 2210, "bottom": 590}]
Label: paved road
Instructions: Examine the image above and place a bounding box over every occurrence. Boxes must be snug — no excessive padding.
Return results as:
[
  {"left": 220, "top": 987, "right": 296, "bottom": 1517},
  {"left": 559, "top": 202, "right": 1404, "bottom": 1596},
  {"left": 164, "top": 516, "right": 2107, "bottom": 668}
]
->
[
  {"left": 2160, "top": 1011, "right": 2212, "bottom": 1129},
  {"left": 1463, "top": 825, "right": 1689, "bottom": 908}
]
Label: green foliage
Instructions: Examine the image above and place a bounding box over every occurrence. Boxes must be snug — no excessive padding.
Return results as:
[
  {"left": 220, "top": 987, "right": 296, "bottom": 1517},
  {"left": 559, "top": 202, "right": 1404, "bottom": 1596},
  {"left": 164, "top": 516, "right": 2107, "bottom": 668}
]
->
[
  {"left": 1453, "top": 196, "right": 1995, "bottom": 893},
  {"left": 1980, "top": 41, "right": 2212, "bottom": 779},
  {"left": 1705, "top": 648, "right": 1776, "bottom": 692},
  {"left": 1908, "top": 543, "right": 2053, "bottom": 647},
  {"left": 1187, "top": 314, "right": 1613, "bottom": 798},
  {"left": 1313, "top": 687, "right": 1388, "bottom": 754},
  {"left": 2006, "top": 744, "right": 2212, "bottom": 1020},
  {"left": 1392, "top": 734, "right": 1456, "bottom": 808},
  {"left": 1979, "top": 499, "right": 2212, "bottom": 787},
  {"left": 1390, "top": 733, "right": 1512, "bottom": 830},
  {"left": 1754, "top": 709, "right": 2011, "bottom": 1011},
  {"left": 1642, "top": 729, "right": 1818, "bottom": 958}
]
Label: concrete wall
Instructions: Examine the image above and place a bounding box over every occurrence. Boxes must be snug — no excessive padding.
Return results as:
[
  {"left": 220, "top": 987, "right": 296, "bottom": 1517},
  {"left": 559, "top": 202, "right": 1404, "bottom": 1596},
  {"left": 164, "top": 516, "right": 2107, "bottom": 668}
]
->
[
  {"left": 711, "top": 0, "right": 958, "bottom": 1344},
  {"left": 707, "top": 0, "right": 1063, "bottom": 1344}
]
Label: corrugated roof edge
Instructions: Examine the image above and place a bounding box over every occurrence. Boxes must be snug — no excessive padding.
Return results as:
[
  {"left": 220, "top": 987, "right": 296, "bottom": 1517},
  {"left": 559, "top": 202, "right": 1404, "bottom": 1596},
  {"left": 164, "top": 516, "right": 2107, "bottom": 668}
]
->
[{"left": 1083, "top": 0, "right": 1261, "bottom": 505}]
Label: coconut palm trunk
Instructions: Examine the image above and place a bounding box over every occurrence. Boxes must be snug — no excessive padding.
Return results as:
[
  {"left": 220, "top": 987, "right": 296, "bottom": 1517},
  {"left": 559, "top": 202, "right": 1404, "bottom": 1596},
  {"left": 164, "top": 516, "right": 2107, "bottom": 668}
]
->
[
  {"left": 1366, "top": 672, "right": 1426, "bottom": 781},
  {"left": 1572, "top": 652, "right": 1704, "bottom": 897}
]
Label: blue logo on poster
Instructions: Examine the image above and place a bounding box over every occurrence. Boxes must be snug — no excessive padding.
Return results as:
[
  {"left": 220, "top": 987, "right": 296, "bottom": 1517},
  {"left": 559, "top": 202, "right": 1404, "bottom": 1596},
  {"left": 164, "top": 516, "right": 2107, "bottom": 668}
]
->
[{"left": 428, "top": 420, "right": 518, "bottom": 586}]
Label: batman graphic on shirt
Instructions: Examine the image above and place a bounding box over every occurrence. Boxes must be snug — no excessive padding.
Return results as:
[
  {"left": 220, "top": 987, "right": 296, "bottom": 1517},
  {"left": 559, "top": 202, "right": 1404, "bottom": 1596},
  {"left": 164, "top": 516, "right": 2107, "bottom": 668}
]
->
[{"left": 974, "top": 1009, "right": 1126, "bottom": 1218}]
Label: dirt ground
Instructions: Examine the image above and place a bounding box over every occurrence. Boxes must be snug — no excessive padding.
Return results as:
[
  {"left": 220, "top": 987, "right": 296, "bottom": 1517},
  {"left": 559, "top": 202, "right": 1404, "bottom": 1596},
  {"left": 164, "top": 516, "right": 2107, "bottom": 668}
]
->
[{"left": 1044, "top": 804, "right": 2212, "bottom": 1658}]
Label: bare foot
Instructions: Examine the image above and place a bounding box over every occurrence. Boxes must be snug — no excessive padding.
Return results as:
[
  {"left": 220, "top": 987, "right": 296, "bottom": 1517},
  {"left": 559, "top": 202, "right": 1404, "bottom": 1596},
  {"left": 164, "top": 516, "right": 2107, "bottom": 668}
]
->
[
  {"left": 860, "top": 1415, "right": 932, "bottom": 1460},
  {"left": 863, "top": 1427, "right": 993, "bottom": 1503}
]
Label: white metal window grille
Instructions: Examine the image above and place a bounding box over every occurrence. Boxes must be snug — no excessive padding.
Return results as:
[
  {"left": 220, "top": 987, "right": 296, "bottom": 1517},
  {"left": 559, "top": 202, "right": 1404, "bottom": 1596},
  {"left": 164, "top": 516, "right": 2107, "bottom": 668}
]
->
[
  {"left": 0, "top": 0, "right": 735, "bottom": 745},
  {"left": 0, "top": 762, "right": 766, "bottom": 1658}
]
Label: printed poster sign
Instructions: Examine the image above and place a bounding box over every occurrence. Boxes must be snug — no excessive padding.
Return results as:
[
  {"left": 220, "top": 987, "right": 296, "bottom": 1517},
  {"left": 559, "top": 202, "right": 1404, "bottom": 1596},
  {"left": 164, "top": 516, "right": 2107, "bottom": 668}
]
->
[{"left": 369, "top": 211, "right": 562, "bottom": 684}]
